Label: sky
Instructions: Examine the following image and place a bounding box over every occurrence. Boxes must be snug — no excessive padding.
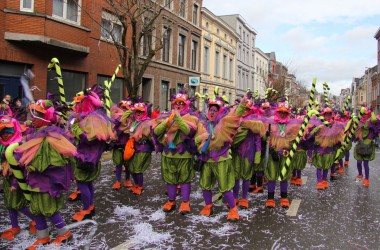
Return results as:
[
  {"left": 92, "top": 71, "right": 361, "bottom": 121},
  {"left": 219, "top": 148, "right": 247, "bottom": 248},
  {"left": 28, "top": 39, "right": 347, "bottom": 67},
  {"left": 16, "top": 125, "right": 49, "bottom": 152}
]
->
[{"left": 203, "top": 0, "right": 380, "bottom": 95}]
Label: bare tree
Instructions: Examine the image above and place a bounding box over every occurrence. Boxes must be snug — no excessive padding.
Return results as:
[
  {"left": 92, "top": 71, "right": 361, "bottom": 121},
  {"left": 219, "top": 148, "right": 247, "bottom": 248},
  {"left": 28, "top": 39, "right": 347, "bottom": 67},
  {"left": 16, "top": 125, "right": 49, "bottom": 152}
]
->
[{"left": 93, "top": 0, "right": 174, "bottom": 98}]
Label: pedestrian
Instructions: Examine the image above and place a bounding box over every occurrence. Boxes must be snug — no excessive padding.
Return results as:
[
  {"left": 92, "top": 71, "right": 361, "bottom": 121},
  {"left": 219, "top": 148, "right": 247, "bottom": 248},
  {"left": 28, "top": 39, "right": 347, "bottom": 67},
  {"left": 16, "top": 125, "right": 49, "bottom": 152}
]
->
[
  {"left": 154, "top": 91, "right": 198, "bottom": 214},
  {"left": 195, "top": 91, "right": 248, "bottom": 221},
  {"left": 231, "top": 96, "right": 265, "bottom": 209},
  {"left": 264, "top": 100, "right": 302, "bottom": 208},
  {"left": 110, "top": 99, "right": 133, "bottom": 190},
  {"left": 1, "top": 94, "right": 13, "bottom": 116},
  {"left": 0, "top": 115, "right": 36, "bottom": 241},
  {"left": 70, "top": 87, "right": 116, "bottom": 222},
  {"left": 353, "top": 106, "right": 378, "bottom": 187},
  {"left": 123, "top": 99, "right": 155, "bottom": 195},
  {"left": 306, "top": 106, "right": 344, "bottom": 190},
  {"left": 11, "top": 100, "right": 77, "bottom": 248}
]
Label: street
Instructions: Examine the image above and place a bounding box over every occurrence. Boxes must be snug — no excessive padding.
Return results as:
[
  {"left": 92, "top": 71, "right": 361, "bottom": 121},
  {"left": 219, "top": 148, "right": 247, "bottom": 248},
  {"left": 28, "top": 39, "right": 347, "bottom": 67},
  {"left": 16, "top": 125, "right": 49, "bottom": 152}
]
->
[{"left": 1, "top": 146, "right": 380, "bottom": 250}]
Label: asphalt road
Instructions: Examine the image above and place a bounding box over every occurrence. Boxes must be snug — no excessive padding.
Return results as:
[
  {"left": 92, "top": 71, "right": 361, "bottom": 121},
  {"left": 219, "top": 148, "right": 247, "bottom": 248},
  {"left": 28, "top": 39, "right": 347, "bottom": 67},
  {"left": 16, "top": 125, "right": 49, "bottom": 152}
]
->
[{"left": 1, "top": 146, "right": 380, "bottom": 249}]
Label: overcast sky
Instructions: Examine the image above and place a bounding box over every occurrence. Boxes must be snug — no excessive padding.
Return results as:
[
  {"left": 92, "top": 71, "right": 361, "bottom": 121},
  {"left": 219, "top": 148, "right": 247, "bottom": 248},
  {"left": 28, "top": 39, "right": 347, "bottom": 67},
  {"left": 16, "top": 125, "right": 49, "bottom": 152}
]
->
[{"left": 203, "top": 0, "right": 380, "bottom": 95}]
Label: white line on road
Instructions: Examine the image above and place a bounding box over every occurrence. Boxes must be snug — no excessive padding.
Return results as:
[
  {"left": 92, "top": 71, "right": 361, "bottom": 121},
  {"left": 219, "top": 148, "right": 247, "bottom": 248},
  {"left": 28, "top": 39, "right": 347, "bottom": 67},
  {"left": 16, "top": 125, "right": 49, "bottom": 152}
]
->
[
  {"left": 111, "top": 241, "right": 137, "bottom": 250},
  {"left": 198, "top": 193, "right": 221, "bottom": 206},
  {"left": 301, "top": 176, "right": 308, "bottom": 185},
  {"left": 286, "top": 199, "right": 301, "bottom": 217}
]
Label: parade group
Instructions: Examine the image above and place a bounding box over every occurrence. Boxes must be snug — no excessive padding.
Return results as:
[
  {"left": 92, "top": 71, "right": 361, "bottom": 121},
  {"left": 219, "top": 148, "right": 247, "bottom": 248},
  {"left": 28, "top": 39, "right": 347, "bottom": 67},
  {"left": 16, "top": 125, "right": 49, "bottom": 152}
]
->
[{"left": 0, "top": 72, "right": 378, "bottom": 250}]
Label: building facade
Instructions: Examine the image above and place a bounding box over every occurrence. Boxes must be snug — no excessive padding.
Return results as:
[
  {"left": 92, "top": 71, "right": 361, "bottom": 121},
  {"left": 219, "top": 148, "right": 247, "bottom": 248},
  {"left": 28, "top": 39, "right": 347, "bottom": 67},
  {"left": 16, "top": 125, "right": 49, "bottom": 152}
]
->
[
  {"left": 0, "top": 0, "right": 202, "bottom": 109},
  {"left": 199, "top": 7, "right": 238, "bottom": 111},
  {"left": 218, "top": 14, "right": 257, "bottom": 97},
  {"left": 141, "top": 0, "right": 203, "bottom": 111},
  {"left": 254, "top": 48, "right": 269, "bottom": 96}
]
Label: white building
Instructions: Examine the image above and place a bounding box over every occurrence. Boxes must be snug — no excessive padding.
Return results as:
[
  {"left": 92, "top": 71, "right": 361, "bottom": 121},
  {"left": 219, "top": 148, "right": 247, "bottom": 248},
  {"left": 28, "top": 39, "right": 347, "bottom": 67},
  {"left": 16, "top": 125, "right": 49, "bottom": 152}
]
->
[{"left": 218, "top": 14, "right": 257, "bottom": 97}]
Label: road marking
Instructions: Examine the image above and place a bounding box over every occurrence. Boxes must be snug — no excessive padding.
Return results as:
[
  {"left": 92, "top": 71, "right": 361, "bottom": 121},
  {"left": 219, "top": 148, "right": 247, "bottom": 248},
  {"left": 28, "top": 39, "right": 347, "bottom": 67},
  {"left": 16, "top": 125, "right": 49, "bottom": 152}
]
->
[
  {"left": 111, "top": 241, "right": 137, "bottom": 250},
  {"left": 301, "top": 176, "right": 308, "bottom": 185},
  {"left": 286, "top": 199, "right": 301, "bottom": 217},
  {"left": 198, "top": 193, "right": 221, "bottom": 206}
]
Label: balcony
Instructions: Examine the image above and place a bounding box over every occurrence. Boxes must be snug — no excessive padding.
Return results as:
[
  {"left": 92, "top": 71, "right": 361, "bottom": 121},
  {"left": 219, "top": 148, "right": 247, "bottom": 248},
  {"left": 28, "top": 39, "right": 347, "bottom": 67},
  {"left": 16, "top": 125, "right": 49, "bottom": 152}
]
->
[{"left": 4, "top": 9, "right": 90, "bottom": 54}]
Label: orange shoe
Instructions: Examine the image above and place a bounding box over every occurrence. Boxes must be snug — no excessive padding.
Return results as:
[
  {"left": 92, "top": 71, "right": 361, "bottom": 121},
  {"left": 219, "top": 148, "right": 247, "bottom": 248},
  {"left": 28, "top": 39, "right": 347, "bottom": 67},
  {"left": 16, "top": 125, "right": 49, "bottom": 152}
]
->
[
  {"left": 265, "top": 199, "right": 276, "bottom": 208},
  {"left": 26, "top": 237, "right": 51, "bottom": 250},
  {"left": 238, "top": 198, "right": 249, "bottom": 209},
  {"left": 72, "top": 209, "right": 92, "bottom": 222},
  {"left": 252, "top": 186, "right": 264, "bottom": 194},
  {"left": 178, "top": 201, "right": 190, "bottom": 215},
  {"left": 29, "top": 221, "right": 36, "bottom": 235},
  {"left": 323, "top": 180, "right": 329, "bottom": 189},
  {"left": 89, "top": 204, "right": 95, "bottom": 215},
  {"left": 124, "top": 179, "right": 133, "bottom": 187},
  {"left": 280, "top": 198, "right": 290, "bottom": 208},
  {"left": 1, "top": 227, "right": 20, "bottom": 241},
  {"left": 338, "top": 167, "right": 344, "bottom": 174},
  {"left": 317, "top": 182, "right": 325, "bottom": 190},
  {"left": 51, "top": 230, "right": 72, "bottom": 246},
  {"left": 112, "top": 181, "right": 121, "bottom": 190},
  {"left": 290, "top": 176, "right": 297, "bottom": 185},
  {"left": 330, "top": 173, "right": 337, "bottom": 180},
  {"left": 344, "top": 161, "right": 349, "bottom": 167},
  {"left": 249, "top": 184, "right": 256, "bottom": 192},
  {"left": 199, "top": 204, "right": 214, "bottom": 217},
  {"left": 130, "top": 185, "right": 144, "bottom": 195},
  {"left": 68, "top": 190, "right": 81, "bottom": 201},
  {"left": 162, "top": 200, "right": 176, "bottom": 212},
  {"left": 355, "top": 175, "right": 363, "bottom": 181},
  {"left": 362, "top": 179, "right": 370, "bottom": 187},
  {"left": 227, "top": 206, "right": 239, "bottom": 221},
  {"left": 295, "top": 177, "right": 303, "bottom": 186}
]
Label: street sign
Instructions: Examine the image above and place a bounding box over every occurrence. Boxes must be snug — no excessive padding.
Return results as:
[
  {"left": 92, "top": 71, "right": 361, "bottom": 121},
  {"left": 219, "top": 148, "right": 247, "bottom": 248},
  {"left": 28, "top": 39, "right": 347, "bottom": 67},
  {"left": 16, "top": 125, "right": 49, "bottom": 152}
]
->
[{"left": 189, "top": 76, "right": 200, "bottom": 86}]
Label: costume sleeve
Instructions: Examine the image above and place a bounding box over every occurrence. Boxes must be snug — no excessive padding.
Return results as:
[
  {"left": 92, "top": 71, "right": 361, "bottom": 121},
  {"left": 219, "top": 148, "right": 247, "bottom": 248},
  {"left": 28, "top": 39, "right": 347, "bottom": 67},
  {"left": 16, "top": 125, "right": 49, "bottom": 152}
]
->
[
  {"left": 71, "top": 123, "right": 85, "bottom": 139},
  {"left": 234, "top": 103, "right": 246, "bottom": 116},
  {"left": 153, "top": 119, "right": 167, "bottom": 135},
  {"left": 233, "top": 129, "right": 248, "bottom": 146},
  {"left": 120, "top": 109, "right": 133, "bottom": 122},
  {"left": 254, "top": 134, "right": 262, "bottom": 164},
  {"left": 175, "top": 115, "right": 190, "bottom": 135}
]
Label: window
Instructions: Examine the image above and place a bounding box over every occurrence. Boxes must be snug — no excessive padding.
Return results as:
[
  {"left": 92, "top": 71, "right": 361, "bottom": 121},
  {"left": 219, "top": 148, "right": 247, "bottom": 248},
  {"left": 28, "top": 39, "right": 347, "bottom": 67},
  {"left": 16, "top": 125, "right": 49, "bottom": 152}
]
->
[
  {"left": 238, "top": 70, "right": 241, "bottom": 86},
  {"left": 97, "top": 75, "right": 124, "bottom": 103},
  {"left": 192, "top": 4, "right": 198, "bottom": 25},
  {"left": 47, "top": 69, "right": 86, "bottom": 102},
  {"left": 160, "top": 81, "right": 169, "bottom": 110},
  {"left": 178, "top": 34, "right": 186, "bottom": 67},
  {"left": 229, "top": 93, "right": 232, "bottom": 104},
  {"left": 229, "top": 58, "right": 233, "bottom": 81},
  {"left": 20, "top": 0, "right": 33, "bottom": 12},
  {"left": 214, "top": 50, "right": 220, "bottom": 76},
  {"left": 142, "top": 33, "right": 152, "bottom": 57},
  {"left": 177, "top": 83, "right": 184, "bottom": 92},
  {"left": 179, "top": 0, "right": 186, "bottom": 18},
  {"left": 53, "top": 0, "right": 81, "bottom": 23},
  {"left": 222, "top": 55, "right": 227, "bottom": 79},
  {"left": 203, "top": 46, "right": 209, "bottom": 73},
  {"left": 191, "top": 40, "right": 198, "bottom": 70},
  {"left": 164, "top": 0, "right": 172, "bottom": 9},
  {"left": 101, "top": 10, "right": 122, "bottom": 43},
  {"left": 162, "top": 27, "right": 171, "bottom": 62},
  {"left": 243, "top": 31, "right": 245, "bottom": 42}
]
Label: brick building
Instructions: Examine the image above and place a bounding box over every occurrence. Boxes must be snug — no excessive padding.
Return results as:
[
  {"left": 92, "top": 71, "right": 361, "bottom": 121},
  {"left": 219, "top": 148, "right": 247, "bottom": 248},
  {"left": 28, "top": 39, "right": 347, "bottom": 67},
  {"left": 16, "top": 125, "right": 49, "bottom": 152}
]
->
[{"left": 0, "top": 0, "right": 202, "bottom": 109}]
